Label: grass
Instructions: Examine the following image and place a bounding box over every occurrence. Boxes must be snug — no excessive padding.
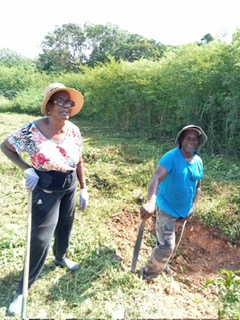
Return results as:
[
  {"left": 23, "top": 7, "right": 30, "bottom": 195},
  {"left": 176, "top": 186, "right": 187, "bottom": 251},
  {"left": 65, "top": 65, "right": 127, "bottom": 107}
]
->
[{"left": 0, "top": 113, "right": 239, "bottom": 319}]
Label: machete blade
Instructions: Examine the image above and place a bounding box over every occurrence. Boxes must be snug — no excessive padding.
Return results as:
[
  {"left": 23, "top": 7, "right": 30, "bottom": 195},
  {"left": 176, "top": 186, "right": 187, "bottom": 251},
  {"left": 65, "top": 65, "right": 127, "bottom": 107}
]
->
[{"left": 131, "top": 219, "right": 146, "bottom": 273}]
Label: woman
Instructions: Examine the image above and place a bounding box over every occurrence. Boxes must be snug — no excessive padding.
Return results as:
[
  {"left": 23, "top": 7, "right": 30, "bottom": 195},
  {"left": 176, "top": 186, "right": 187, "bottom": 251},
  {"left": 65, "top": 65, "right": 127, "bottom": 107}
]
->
[{"left": 1, "top": 83, "right": 89, "bottom": 316}]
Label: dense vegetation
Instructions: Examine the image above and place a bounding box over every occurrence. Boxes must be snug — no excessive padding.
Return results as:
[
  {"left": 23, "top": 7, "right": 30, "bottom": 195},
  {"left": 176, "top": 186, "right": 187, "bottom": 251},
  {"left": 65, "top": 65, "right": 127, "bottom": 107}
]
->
[{"left": 1, "top": 28, "right": 240, "bottom": 156}]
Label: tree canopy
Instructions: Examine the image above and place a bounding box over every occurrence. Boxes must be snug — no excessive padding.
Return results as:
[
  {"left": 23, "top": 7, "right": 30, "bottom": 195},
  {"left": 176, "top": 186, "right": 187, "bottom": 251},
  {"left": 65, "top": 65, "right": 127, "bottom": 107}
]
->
[{"left": 36, "top": 22, "right": 166, "bottom": 72}]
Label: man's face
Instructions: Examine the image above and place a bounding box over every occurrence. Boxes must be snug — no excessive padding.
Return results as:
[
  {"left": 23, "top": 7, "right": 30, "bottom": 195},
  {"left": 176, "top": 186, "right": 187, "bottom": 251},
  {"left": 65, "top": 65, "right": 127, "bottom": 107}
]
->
[{"left": 180, "top": 129, "right": 199, "bottom": 154}]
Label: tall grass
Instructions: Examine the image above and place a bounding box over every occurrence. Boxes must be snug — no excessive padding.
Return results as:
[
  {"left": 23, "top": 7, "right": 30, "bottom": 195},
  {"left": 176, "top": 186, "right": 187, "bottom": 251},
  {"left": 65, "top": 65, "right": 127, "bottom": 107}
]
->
[{"left": 1, "top": 41, "right": 240, "bottom": 156}]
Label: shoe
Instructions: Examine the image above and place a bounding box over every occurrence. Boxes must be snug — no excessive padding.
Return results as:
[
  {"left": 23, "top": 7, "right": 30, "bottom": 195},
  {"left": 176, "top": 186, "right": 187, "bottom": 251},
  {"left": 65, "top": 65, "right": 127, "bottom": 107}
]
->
[
  {"left": 141, "top": 267, "right": 157, "bottom": 282},
  {"left": 8, "top": 294, "right": 23, "bottom": 317},
  {"left": 54, "top": 258, "right": 79, "bottom": 271}
]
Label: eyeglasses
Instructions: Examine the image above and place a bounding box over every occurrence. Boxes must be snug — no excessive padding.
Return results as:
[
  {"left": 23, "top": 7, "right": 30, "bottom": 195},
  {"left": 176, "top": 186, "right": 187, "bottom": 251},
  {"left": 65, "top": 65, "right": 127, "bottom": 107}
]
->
[{"left": 51, "top": 98, "right": 75, "bottom": 108}]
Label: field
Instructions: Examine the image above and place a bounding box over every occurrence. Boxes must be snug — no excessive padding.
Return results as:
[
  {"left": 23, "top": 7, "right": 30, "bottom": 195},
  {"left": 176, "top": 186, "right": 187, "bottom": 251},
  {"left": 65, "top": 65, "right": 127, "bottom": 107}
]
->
[{"left": 0, "top": 113, "right": 239, "bottom": 319}]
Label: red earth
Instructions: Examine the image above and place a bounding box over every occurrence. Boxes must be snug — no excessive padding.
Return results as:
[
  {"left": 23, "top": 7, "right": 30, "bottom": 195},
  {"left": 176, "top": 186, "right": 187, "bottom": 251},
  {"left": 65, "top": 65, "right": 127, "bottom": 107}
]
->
[{"left": 109, "top": 209, "right": 240, "bottom": 319}]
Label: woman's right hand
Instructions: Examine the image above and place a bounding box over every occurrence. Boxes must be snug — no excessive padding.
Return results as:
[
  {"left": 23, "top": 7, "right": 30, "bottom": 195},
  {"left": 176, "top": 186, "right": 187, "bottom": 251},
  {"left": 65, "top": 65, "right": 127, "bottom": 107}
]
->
[{"left": 24, "top": 168, "right": 39, "bottom": 191}]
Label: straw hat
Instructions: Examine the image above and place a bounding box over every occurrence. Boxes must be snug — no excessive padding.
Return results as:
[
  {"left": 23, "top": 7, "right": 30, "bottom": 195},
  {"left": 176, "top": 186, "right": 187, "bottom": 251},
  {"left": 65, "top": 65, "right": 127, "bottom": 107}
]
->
[
  {"left": 41, "top": 83, "right": 84, "bottom": 117},
  {"left": 175, "top": 124, "right": 208, "bottom": 152}
]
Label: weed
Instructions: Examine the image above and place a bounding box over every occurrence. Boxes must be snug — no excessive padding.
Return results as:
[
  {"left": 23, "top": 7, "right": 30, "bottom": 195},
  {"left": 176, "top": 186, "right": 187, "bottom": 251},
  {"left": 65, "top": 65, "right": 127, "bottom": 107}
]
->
[{"left": 206, "top": 269, "right": 240, "bottom": 319}]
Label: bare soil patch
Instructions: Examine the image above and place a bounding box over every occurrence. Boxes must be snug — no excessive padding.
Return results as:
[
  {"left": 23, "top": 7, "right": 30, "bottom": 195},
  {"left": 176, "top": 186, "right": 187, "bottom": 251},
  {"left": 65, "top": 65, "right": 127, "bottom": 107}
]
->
[{"left": 109, "top": 210, "right": 240, "bottom": 319}]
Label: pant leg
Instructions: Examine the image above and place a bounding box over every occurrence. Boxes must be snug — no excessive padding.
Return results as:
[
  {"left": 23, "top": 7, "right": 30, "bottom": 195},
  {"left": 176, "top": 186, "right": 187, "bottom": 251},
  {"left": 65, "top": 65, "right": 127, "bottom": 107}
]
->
[
  {"left": 16, "top": 187, "right": 62, "bottom": 294},
  {"left": 143, "top": 208, "right": 176, "bottom": 278},
  {"left": 53, "top": 186, "right": 77, "bottom": 261}
]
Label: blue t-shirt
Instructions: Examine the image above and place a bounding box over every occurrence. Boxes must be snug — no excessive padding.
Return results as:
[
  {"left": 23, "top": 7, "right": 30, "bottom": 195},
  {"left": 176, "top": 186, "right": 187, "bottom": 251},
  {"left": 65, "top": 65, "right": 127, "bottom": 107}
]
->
[{"left": 156, "top": 148, "right": 204, "bottom": 218}]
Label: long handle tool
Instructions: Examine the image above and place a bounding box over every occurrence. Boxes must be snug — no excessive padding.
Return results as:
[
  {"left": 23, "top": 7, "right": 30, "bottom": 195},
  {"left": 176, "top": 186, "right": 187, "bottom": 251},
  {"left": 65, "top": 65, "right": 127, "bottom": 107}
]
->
[
  {"left": 21, "top": 190, "right": 32, "bottom": 319},
  {"left": 131, "top": 219, "right": 146, "bottom": 273}
]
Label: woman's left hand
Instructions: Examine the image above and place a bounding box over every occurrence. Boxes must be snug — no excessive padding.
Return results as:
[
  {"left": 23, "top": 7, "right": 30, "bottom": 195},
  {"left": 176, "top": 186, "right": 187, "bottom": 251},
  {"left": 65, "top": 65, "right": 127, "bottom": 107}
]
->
[{"left": 79, "top": 188, "right": 89, "bottom": 211}]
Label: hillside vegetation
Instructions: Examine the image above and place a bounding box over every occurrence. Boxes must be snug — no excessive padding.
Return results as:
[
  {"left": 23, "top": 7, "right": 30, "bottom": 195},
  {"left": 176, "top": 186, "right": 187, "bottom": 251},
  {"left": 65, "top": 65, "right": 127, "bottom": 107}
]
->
[{"left": 1, "top": 33, "right": 240, "bottom": 156}]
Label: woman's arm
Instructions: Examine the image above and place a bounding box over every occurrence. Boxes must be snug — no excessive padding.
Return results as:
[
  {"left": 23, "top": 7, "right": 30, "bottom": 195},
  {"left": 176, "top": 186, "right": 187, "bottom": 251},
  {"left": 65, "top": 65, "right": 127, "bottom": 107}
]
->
[
  {"left": 0, "top": 139, "right": 30, "bottom": 170},
  {"left": 77, "top": 155, "right": 89, "bottom": 211},
  {"left": 76, "top": 155, "right": 87, "bottom": 189}
]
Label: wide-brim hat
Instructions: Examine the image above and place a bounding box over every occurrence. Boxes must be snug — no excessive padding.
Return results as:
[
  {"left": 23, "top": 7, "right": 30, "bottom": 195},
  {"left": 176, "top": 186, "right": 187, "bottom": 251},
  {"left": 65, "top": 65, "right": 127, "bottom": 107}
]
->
[
  {"left": 41, "top": 83, "right": 84, "bottom": 117},
  {"left": 175, "top": 124, "right": 208, "bottom": 152}
]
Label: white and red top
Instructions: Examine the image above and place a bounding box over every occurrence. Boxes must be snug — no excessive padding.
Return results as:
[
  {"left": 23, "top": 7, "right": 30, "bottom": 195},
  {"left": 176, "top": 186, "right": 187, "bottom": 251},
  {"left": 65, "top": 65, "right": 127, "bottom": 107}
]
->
[{"left": 7, "top": 120, "right": 83, "bottom": 172}]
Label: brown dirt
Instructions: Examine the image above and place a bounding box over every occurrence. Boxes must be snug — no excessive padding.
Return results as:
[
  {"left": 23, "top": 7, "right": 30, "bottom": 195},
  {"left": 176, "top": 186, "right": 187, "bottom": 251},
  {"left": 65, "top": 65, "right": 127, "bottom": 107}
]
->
[{"left": 109, "top": 209, "right": 240, "bottom": 319}]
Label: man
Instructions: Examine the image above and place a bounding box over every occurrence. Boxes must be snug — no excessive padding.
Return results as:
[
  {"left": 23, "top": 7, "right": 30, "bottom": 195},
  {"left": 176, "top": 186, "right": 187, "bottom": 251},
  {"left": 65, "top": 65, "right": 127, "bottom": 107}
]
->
[{"left": 140, "top": 125, "right": 207, "bottom": 280}]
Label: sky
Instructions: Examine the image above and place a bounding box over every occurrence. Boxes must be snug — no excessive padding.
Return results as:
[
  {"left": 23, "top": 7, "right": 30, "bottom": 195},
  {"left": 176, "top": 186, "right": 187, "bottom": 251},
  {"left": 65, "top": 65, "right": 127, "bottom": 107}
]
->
[{"left": 1, "top": 0, "right": 239, "bottom": 59}]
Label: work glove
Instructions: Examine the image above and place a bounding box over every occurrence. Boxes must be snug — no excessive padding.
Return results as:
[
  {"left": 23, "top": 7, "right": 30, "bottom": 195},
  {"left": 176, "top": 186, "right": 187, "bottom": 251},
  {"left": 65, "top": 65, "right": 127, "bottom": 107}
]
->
[
  {"left": 24, "top": 168, "right": 39, "bottom": 191},
  {"left": 79, "top": 188, "right": 89, "bottom": 211}
]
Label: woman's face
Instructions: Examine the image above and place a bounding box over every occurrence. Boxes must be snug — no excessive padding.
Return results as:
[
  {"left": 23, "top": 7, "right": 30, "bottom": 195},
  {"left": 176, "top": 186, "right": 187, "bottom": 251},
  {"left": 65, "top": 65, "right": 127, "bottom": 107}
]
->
[{"left": 48, "top": 91, "right": 74, "bottom": 119}]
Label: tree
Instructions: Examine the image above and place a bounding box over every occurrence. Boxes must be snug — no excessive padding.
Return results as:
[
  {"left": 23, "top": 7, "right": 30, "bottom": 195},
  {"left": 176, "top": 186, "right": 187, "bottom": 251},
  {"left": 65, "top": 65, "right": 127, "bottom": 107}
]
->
[
  {"left": 0, "top": 48, "right": 35, "bottom": 70},
  {"left": 36, "top": 22, "right": 165, "bottom": 72},
  {"left": 114, "top": 34, "right": 164, "bottom": 62},
  {"left": 85, "top": 22, "right": 165, "bottom": 66},
  {"left": 36, "top": 23, "right": 87, "bottom": 73},
  {"left": 199, "top": 33, "right": 214, "bottom": 45}
]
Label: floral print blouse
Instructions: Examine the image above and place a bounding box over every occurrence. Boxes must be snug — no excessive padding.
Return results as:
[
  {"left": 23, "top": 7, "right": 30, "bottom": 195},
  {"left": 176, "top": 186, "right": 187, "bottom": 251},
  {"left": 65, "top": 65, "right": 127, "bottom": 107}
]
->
[{"left": 7, "top": 120, "right": 83, "bottom": 172}]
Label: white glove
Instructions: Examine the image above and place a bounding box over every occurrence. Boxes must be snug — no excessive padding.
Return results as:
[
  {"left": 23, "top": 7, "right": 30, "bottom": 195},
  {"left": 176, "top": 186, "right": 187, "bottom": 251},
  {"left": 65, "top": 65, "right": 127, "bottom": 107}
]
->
[
  {"left": 24, "top": 168, "right": 39, "bottom": 191},
  {"left": 79, "top": 188, "right": 89, "bottom": 211}
]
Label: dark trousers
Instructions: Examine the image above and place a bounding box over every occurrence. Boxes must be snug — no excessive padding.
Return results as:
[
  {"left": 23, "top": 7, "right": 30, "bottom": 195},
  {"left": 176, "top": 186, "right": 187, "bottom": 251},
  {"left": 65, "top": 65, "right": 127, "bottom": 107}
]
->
[{"left": 16, "top": 185, "right": 77, "bottom": 294}]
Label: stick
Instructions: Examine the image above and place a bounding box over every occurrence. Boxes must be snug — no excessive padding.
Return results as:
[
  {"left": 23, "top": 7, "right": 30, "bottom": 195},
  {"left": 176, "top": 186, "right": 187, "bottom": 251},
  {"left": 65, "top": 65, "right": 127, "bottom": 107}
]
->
[
  {"left": 21, "top": 190, "right": 32, "bottom": 319},
  {"left": 168, "top": 219, "right": 187, "bottom": 265}
]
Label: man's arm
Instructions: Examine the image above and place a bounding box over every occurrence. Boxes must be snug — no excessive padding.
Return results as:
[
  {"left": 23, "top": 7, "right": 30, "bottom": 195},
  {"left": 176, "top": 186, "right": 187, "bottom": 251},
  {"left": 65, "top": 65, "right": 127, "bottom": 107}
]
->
[
  {"left": 140, "top": 165, "right": 168, "bottom": 220},
  {"left": 191, "top": 179, "right": 201, "bottom": 213}
]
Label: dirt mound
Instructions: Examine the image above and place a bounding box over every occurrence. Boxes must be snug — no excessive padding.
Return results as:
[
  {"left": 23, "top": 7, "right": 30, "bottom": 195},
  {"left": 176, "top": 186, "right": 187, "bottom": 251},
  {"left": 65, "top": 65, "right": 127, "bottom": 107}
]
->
[
  {"left": 108, "top": 210, "right": 240, "bottom": 318},
  {"left": 110, "top": 210, "right": 240, "bottom": 274}
]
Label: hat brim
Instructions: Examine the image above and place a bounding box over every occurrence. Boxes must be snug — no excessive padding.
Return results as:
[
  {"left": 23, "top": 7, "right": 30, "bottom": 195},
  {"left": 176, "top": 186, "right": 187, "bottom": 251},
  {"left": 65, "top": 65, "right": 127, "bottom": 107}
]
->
[
  {"left": 41, "top": 87, "right": 84, "bottom": 117},
  {"left": 175, "top": 125, "right": 208, "bottom": 152}
]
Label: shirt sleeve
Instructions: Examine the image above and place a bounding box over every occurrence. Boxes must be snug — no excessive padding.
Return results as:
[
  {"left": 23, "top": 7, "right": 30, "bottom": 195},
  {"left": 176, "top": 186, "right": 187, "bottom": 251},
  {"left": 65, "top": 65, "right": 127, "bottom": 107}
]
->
[
  {"left": 158, "top": 149, "right": 175, "bottom": 172},
  {"left": 7, "top": 122, "right": 33, "bottom": 155}
]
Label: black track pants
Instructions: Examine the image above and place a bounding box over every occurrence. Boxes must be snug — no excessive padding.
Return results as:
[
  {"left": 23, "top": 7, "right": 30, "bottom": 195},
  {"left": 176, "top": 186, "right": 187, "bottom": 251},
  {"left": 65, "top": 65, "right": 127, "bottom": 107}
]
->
[{"left": 16, "top": 185, "right": 77, "bottom": 294}]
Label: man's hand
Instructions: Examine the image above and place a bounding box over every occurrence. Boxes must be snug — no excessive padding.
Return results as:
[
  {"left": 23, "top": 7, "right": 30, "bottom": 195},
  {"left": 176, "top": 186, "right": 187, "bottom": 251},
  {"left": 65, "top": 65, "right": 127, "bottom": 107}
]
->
[
  {"left": 79, "top": 188, "right": 89, "bottom": 211},
  {"left": 140, "top": 202, "right": 155, "bottom": 220},
  {"left": 177, "top": 209, "right": 194, "bottom": 222},
  {"left": 24, "top": 168, "right": 39, "bottom": 191}
]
